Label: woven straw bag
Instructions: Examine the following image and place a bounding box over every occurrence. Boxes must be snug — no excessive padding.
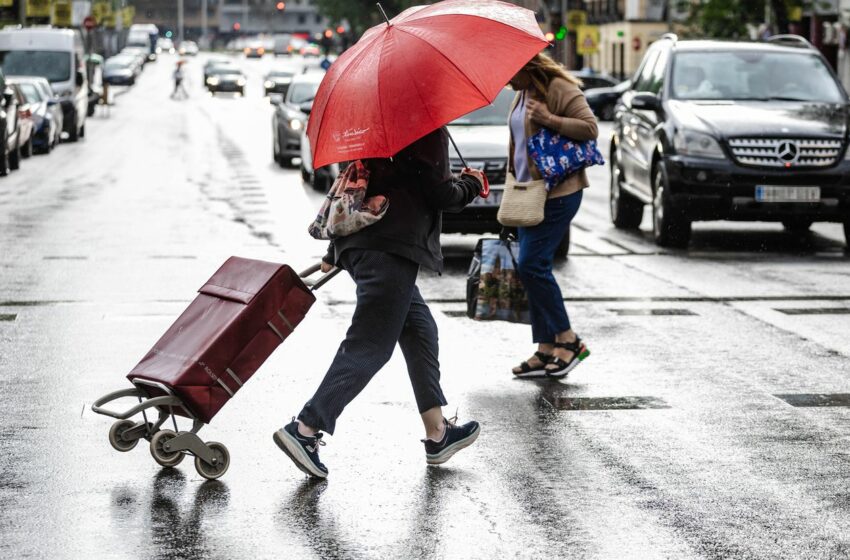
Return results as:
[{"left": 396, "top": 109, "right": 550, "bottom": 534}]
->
[{"left": 497, "top": 173, "right": 547, "bottom": 227}]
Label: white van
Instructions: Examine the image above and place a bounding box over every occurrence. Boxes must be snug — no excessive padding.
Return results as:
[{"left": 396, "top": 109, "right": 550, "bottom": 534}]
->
[
  {"left": 128, "top": 23, "right": 159, "bottom": 62},
  {"left": 0, "top": 27, "right": 88, "bottom": 141}
]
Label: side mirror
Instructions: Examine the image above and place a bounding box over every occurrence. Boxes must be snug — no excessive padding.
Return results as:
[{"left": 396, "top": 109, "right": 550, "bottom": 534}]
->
[
  {"left": 299, "top": 101, "right": 313, "bottom": 115},
  {"left": 2, "top": 90, "right": 13, "bottom": 108},
  {"left": 631, "top": 92, "right": 661, "bottom": 111},
  {"left": 269, "top": 93, "right": 284, "bottom": 105},
  {"left": 47, "top": 99, "right": 58, "bottom": 107},
  {"left": 76, "top": 70, "right": 85, "bottom": 87}
]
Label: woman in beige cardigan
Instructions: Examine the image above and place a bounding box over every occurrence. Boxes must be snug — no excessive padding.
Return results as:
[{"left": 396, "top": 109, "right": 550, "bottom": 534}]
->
[{"left": 508, "top": 53, "right": 598, "bottom": 379}]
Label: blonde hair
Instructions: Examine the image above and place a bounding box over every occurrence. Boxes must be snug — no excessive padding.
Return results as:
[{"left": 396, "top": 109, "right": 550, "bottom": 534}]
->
[{"left": 523, "top": 52, "right": 582, "bottom": 96}]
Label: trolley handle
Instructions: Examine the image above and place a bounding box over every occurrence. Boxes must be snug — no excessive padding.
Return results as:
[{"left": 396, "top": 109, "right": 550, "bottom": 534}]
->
[
  {"left": 91, "top": 388, "right": 183, "bottom": 420},
  {"left": 299, "top": 263, "right": 342, "bottom": 292}
]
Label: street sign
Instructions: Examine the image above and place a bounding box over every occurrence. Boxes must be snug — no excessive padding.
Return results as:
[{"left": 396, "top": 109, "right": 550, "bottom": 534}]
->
[
  {"left": 576, "top": 25, "right": 600, "bottom": 56},
  {"left": 26, "top": 0, "right": 52, "bottom": 18},
  {"left": 320, "top": 58, "right": 332, "bottom": 71},
  {"left": 53, "top": 0, "right": 71, "bottom": 27},
  {"left": 83, "top": 15, "right": 95, "bottom": 29},
  {"left": 566, "top": 10, "right": 587, "bottom": 30}
]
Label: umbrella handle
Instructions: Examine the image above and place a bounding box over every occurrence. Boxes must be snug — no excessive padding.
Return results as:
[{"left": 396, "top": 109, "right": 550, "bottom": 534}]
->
[{"left": 463, "top": 168, "right": 490, "bottom": 198}]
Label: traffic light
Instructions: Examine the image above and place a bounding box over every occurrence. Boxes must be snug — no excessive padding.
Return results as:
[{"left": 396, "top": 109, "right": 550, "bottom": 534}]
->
[
  {"left": 555, "top": 26, "right": 567, "bottom": 40},
  {"left": 336, "top": 25, "right": 345, "bottom": 34},
  {"left": 276, "top": 2, "right": 285, "bottom": 10},
  {"left": 324, "top": 29, "right": 333, "bottom": 39},
  {"left": 233, "top": 22, "right": 240, "bottom": 31}
]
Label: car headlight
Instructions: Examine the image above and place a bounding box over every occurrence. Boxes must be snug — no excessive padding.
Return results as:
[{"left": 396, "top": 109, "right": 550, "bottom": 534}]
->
[
  {"left": 264, "top": 80, "right": 275, "bottom": 89},
  {"left": 237, "top": 78, "right": 246, "bottom": 86},
  {"left": 207, "top": 77, "right": 220, "bottom": 86},
  {"left": 673, "top": 129, "right": 725, "bottom": 159},
  {"left": 289, "top": 119, "right": 303, "bottom": 131}
]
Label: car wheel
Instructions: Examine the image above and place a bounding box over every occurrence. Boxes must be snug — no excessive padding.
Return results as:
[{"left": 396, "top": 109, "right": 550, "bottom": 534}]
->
[
  {"left": 79, "top": 124, "right": 85, "bottom": 139},
  {"left": 844, "top": 220, "right": 850, "bottom": 248},
  {"left": 68, "top": 121, "right": 79, "bottom": 142},
  {"left": 782, "top": 219, "right": 812, "bottom": 234},
  {"left": 601, "top": 103, "right": 615, "bottom": 121},
  {"left": 555, "top": 227, "right": 571, "bottom": 259},
  {"left": 610, "top": 149, "right": 643, "bottom": 229},
  {"left": 300, "top": 162, "right": 310, "bottom": 183},
  {"left": 0, "top": 131, "right": 9, "bottom": 177},
  {"left": 273, "top": 129, "right": 281, "bottom": 164},
  {"left": 9, "top": 137, "right": 20, "bottom": 170},
  {"left": 652, "top": 163, "right": 691, "bottom": 248}
]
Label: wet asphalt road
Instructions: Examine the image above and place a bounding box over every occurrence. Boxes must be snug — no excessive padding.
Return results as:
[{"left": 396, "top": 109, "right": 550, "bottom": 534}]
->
[{"left": 2, "top": 53, "right": 850, "bottom": 559}]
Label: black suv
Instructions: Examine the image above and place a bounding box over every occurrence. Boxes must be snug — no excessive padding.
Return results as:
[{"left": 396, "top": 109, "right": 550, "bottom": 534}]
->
[{"left": 609, "top": 34, "right": 850, "bottom": 247}]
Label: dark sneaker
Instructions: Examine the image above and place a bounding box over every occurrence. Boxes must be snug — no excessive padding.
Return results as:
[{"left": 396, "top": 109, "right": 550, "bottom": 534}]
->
[
  {"left": 273, "top": 418, "right": 328, "bottom": 478},
  {"left": 423, "top": 417, "right": 481, "bottom": 465}
]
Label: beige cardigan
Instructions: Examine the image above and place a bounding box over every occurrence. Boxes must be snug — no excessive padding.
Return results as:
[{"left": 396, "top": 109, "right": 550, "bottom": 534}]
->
[{"left": 508, "top": 77, "right": 599, "bottom": 198}]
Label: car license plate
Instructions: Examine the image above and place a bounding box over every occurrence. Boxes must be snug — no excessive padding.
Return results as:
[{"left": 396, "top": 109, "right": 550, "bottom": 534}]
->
[
  {"left": 755, "top": 186, "right": 821, "bottom": 202},
  {"left": 470, "top": 190, "right": 502, "bottom": 207}
]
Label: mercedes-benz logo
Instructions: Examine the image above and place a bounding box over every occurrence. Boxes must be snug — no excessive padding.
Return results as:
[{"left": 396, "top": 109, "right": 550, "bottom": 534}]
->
[{"left": 776, "top": 141, "right": 799, "bottom": 163}]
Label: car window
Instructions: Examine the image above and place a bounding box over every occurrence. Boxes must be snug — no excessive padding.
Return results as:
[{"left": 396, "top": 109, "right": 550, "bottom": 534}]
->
[
  {"left": 19, "top": 83, "right": 42, "bottom": 103},
  {"left": 287, "top": 82, "right": 319, "bottom": 104},
  {"left": 646, "top": 48, "right": 670, "bottom": 94},
  {"left": 633, "top": 49, "right": 660, "bottom": 92},
  {"left": 0, "top": 50, "right": 72, "bottom": 83},
  {"left": 672, "top": 50, "right": 845, "bottom": 102},
  {"left": 451, "top": 88, "right": 514, "bottom": 125}
]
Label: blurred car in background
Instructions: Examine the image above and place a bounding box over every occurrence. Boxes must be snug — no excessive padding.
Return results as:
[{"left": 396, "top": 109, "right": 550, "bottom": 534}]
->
[
  {"left": 179, "top": 40, "right": 198, "bottom": 56},
  {"left": 9, "top": 77, "right": 60, "bottom": 154},
  {"left": 0, "top": 70, "right": 20, "bottom": 174},
  {"left": 244, "top": 44, "right": 265, "bottom": 58},
  {"left": 273, "top": 72, "right": 320, "bottom": 167},
  {"left": 9, "top": 82, "right": 33, "bottom": 160},
  {"left": 104, "top": 55, "right": 139, "bottom": 86},
  {"left": 301, "top": 44, "right": 321, "bottom": 57},
  {"left": 273, "top": 34, "right": 292, "bottom": 56},
  {"left": 203, "top": 58, "right": 234, "bottom": 81},
  {"left": 156, "top": 37, "right": 175, "bottom": 54},
  {"left": 121, "top": 46, "right": 149, "bottom": 68},
  {"left": 573, "top": 70, "right": 619, "bottom": 91},
  {"left": 206, "top": 66, "right": 247, "bottom": 95},
  {"left": 264, "top": 70, "right": 294, "bottom": 97},
  {"left": 585, "top": 79, "right": 631, "bottom": 121}
]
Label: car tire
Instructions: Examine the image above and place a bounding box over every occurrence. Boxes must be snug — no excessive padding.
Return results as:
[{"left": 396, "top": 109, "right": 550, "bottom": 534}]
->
[
  {"left": 68, "top": 120, "right": 79, "bottom": 142},
  {"left": 9, "top": 137, "right": 20, "bottom": 170},
  {"left": 844, "top": 220, "right": 850, "bottom": 248},
  {"left": 0, "top": 130, "right": 10, "bottom": 177},
  {"left": 652, "top": 163, "right": 691, "bottom": 248},
  {"left": 610, "top": 149, "right": 643, "bottom": 229},
  {"left": 601, "top": 103, "right": 615, "bottom": 121},
  {"left": 782, "top": 219, "right": 812, "bottom": 234},
  {"left": 555, "top": 227, "right": 571, "bottom": 259},
  {"left": 272, "top": 130, "right": 281, "bottom": 164},
  {"left": 300, "top": 162, "right": 310, "bottom": 183},
  {"left": 79, "top": 124, "right": 85, "bottom": 139},
  {"left": 21, "top": 136, "right": 33, "bottom": 158}
]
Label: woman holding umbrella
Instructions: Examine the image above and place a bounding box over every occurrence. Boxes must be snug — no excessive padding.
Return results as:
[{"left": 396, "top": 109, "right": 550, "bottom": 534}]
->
[
  {"left": 273, "top": 0, "right": 550, "bottom": 478},
  {"left": 508, "top": 53, "right": 598, "bottom": 379}
]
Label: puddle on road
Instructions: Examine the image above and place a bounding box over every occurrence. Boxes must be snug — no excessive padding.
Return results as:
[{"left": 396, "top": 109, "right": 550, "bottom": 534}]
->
[
  {"left": 609, "top": 309, "right": 698, "bottom": 316},
  {"left": 43, "top": 256, "right": 88, "bottom": 260},
  {"left": 0, "top": 314, "right": 16, "bottom": 321},
  {"left": 774, "top": 393, "right": 850, "bottom": 407},
  {"left": 775, "top": 308, "right": 850, "bottom": 315},
  {"left": 544, "top": 395, "right": 671, "bottom": 411}
]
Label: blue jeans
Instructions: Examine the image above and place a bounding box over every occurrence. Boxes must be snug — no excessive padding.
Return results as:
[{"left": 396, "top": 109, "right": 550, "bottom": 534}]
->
[
  {"left": 516, "top": 191, "right": 583, "bottom": 344},
  {"left": 298, "top": 249, "right": 447, "bottom": 434}
]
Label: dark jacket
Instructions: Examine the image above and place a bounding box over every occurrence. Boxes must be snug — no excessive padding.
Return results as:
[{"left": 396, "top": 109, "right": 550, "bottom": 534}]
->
[{"left": 325, "top": 127, "right": 481, "bottom": 273}]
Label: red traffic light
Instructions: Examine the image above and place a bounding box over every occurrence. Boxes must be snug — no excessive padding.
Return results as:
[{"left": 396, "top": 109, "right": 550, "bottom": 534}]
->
[
  {"left": 324, "top": 29, "right": 333, "bottom": 38},
  {"left": 233, "top": 22, "right": 241, "bottom": 31},
  {"left": 276, "top": 2, "right": 285, "bottom": 9},
  {"left": 336, "top": 26, "right": 345, "bottom": 34}
]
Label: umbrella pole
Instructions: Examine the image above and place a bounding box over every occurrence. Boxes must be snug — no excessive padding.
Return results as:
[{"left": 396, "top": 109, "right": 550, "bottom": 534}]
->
[
  {"left": 376, "top": 3, "right": 391, "bottom": 25},
  {"left": 446, "top": 129, "right": 468, "bottom": 169}
]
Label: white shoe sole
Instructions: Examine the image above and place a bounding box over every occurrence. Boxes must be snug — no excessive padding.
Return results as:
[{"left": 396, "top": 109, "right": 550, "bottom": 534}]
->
[
  {"left": 273, "top": 429, "right": 328, "bottom": 479},
  {"left": 426, "top": 425, "right": 481, "bottom": 465}
]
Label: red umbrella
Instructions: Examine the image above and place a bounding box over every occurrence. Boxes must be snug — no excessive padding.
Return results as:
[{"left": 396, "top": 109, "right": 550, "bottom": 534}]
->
[{"left": 307, "top": 0, "right": 548, "bottom": 170}]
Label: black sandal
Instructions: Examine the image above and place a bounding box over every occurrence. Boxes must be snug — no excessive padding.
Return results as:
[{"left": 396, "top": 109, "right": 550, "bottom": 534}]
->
[
  {"left": 512, "top": 351, "right": 552, "bottom": 378},
  {"left": 544, "top": 338, "right": 590, "bottom": 379}
]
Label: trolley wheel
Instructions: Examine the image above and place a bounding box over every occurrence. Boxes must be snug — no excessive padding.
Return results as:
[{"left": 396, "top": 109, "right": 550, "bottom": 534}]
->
[
  {"left": 149, "top": 429, "right": 185, "bottom": 467},
  {"left": 194, "top": 441, "right": 230, "bottom": 480},
  {"left": 108, "top": 420, "right": 140, "bottom": 452}
]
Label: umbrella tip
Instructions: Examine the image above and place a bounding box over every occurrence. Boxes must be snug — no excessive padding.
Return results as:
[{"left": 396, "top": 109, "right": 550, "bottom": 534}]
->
[{"left": 376, "top": 2, "right": 391, "bottom": 25}]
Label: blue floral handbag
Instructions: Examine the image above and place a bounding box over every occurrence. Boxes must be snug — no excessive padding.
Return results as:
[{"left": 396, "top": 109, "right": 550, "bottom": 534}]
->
[{"left": 527, "top": 127, "right": 605, "bottom": 190}]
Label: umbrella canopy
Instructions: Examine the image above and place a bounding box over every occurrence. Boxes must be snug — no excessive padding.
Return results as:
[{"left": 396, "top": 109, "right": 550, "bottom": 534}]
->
[{"left": 307, "top": 0, "right": 548, "bottom": 169}]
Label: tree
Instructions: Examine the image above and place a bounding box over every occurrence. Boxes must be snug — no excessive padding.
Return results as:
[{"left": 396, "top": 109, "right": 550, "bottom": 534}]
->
[
  {"left": 680, "top": 0, "right": 807, "bottom": 39},
  {"left": 314, "top": 0, "right": 424, "bottom": 35}
]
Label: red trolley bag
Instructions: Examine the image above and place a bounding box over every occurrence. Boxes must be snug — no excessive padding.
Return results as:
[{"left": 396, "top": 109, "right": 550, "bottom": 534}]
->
[{"left": 91, "top": 256, "right": 339, "bottom": 480}]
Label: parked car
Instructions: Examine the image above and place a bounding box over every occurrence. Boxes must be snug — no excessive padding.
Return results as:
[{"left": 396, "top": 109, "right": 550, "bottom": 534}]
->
[
  {"left": 8, "top": 83, "right": 34, "bottom": 160},
  {"left": 157, "top": 37, "right": 175, "bottom": 54},
  {"left": 9, "top": 77, "right": 60, "bottom": 154},
  {"left": 179, "top": 40, "right": 198, "bottom": 56},
  {"left": 585, "top": 79, "right": 631, "bottom": 121},
  {"left": 120, "top": 46, "right": 149, "bottom": 68},
  {"left": 610, "top": 33, "right": 850, "bottom": 248},
  {"left": 103, "top": 55, "right": 139, "bottom": 86},
  {"left": 0, "top": 69, "right": 20, "bottom": 174},
  {"left": 573, "top": 70, "right": 619, "bottom": 91},
  {"left": 127, "top": 23, "right": 159, "bottom": 62},
  {"left": 273, "top": 72, "right": 321, "bottom": 167},
  {"left": 205, "top": 66, "right": 247, "bottom": 95},
  {"left": 0, "top": 27, "right": 88, "bottom": 142},
  {"left": 264, "top": 70, "right": 295, "bottom": 97}
]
